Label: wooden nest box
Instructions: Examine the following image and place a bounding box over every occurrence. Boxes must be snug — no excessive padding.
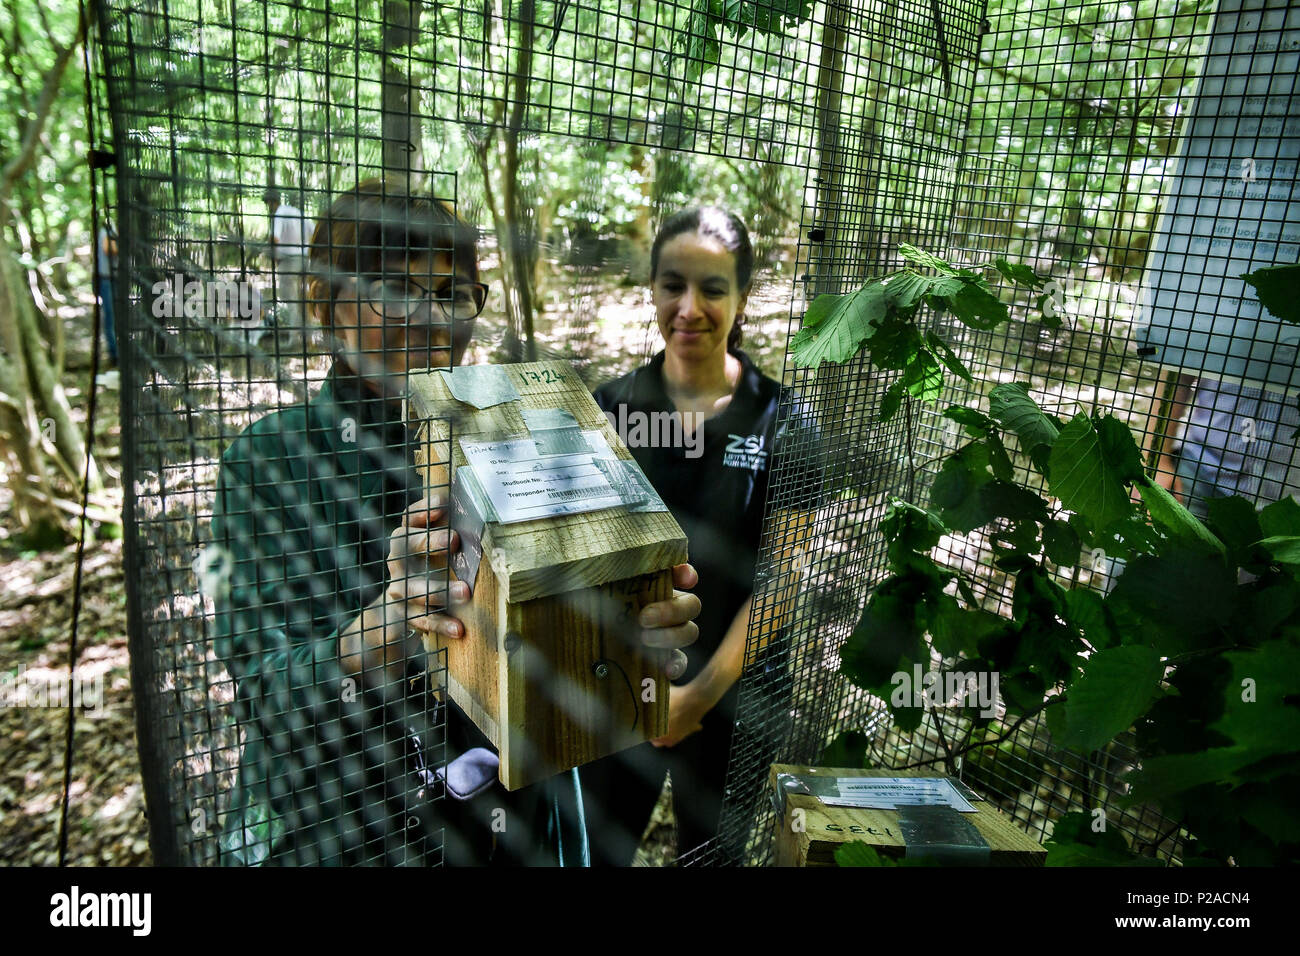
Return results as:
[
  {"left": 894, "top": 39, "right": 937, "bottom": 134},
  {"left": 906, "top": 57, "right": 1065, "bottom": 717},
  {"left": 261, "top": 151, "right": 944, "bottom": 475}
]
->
[
  {"left": 771, "top": 766, "right": 1047, "bottom": 866},
  {"left": 408, "top": 361, "right": 688, "bottom": 790}
]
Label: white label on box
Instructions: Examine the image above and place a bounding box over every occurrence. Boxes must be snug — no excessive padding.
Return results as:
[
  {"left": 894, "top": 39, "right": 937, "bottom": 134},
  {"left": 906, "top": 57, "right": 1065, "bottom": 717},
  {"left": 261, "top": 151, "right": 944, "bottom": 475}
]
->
[
  {"left": 460, "top": 438, "right": 624, "bottom": 524},
  {"left": 821, "top": 777, "right": 977, "bottom": 813},
  {"left": 580, "top": 429, "right": 616, "bottom": 461}
]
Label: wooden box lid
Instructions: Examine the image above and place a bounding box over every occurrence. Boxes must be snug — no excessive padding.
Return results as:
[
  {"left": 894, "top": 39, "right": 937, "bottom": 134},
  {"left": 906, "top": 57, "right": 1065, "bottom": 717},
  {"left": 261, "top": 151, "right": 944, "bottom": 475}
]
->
[{"left": 408, "top": 361, "right": 688, "bottom": 603}]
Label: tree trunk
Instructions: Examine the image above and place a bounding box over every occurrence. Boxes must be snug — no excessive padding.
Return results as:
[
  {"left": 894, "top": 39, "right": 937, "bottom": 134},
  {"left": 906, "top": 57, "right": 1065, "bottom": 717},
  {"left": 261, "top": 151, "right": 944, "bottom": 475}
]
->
[
  {"left": 473, "top": 139, "right": 523, "bottom": 362},
  {"left": 501, "top": 0, "right": 538, "bottom": 361},
  {"left": 0, "top": 236, "right": 93, "bottom": 491},
  {"left": 628, "top": 144, "right": 653, "bottom": 245},
  {"left": 0, "top": 271, "right": 62, "bottom": 533},
  {"left": 810, "top": 0, "right": 850, "bottom": 298},
  {"left": 652, "top": 103, "right": 690, "bottom": 229},
  {"left": 751, "top": 128, "right": 785, "bottom": 269},
  {"left": 0, "top": 9, "right": 92, "bottom": 536},
  {"left": 382, "top": 0, "right": 425, "bottom": 182}
]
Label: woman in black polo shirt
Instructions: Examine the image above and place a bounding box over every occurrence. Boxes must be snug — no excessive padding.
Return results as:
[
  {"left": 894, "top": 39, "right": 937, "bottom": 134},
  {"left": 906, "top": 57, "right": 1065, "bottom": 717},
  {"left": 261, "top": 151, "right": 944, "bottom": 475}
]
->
[{"left": 582, "top": 207, "right": 819, "bottom": 865}]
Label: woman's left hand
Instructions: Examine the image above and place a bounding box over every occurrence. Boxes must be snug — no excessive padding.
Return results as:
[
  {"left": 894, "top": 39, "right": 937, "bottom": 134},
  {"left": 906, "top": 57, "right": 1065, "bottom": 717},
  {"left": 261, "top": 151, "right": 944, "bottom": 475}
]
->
[
  {"left": 651, "top": 680, "right": 708, "bottom": 748},
  {"left": 638, "top": 563, "right": 701, "bottom": 681}
]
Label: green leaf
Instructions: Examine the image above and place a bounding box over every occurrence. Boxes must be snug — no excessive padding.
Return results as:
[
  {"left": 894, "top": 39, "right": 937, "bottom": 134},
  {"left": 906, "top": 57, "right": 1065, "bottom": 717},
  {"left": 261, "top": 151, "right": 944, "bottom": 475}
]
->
[
  {"left": 925, "top": 591, "right": 969, "bottom": 657},
  {"left": 839, "top": 575, "right": 929, "bottom": 695},
  {"left": 1096, "top": 514, "right": 1163, "bottom": 562},
  {"left": 897, "top": 243, "right": 959, "bottom": 275},
  {"left": 942, "top": 405, "right": 995, "bottom": 438},
  {"left": 1044, "top": 811, "right": 1148, "bottom": 866},
  {"left": 1212, "top": 641, "right": 1300, "bottom": 756},
  {"left": 1048, "top": 645, "right": 1165, "bottom": 754},
  {"left": 1131, "top": 749, "right": 1265, "bottom": 801},
  {"left": 1258, "top": 535, "right": 1300, "bottom": 564},
  {"left": 821, "top": 730, "right": 872, "bottom": 769},
  {"left": 1095, "top": 415, "right": 1147, "bottom": 483},
  {"left": 800, "top": 292, "right": 843, "bottom": 329},
  {"left": 1048, "top": 413, "right": 1136, "bottom": 531},
  {"left": 835, "top": 841, "right": 899, "bottom": 866},
  {"left": 1042, "top": 519, "right": 1081, "bottom": 566},
  {"left": 880, "top": 271, "right": 932, "bottom": 311},
  {"left": 932, "top": 603, "right": 1005, "bottom": 659},
  {"left": 990, "top": 518, "right": 1042, "bottom": 569},
  {"left": 1008, "top": 567, "right": 1080, "bottom": 689},
  {"left": 930, "top": 443, "right": 993, "bottom": 533},
  {"left": 902, "top": 349, "right": 944, "bottom": 403},
  {"left": 1260, "top": 496, "right": 1300, "bottom": 538},
  {"left": 1138, "top": 478, "right": 1226, "bottom": 557},
  {"left": 1237, "top": 779, "right": 1300, "bottom": 844},
  {"left": 1106, "top": 550, "right": 1237, "bottom": 652},
  {"left": 944, "top": 280, "right": 1009, "bottom": 330},
  {"left": 993, "top": 258, "right": 1046, "bottom": 289},
  {"left": 1136, "top": 720, "right": 1300, "bottom": 805},
  {"left": 866, "top": 316, "right": 922, "bottom": 370},
  {"left": 879, "top": 499, "right": 946, "bottom": 570},
  {"left": 927, "top": 276, "right": 970, "bottom": 298},
  {"left": 979, "top": 480, "right": 1049, "bottom": 523},
  {"left": 790, "top": 283, "right": 891, "bottom": 368},
  {"left": 878, "top": 381, "right": 906, "bottom": 423},
  {"left": 1035, "top": 293, "right": 1064, "bottom": 330},
  {"left": 985, "top": 432, "right": 1015, "bottom": 482},
  {"left": 925, "top": 331, "right": 973, "bottom": 383},
  {"left": 1063, "top": 587, "right": 1119, "bottom": 650},
  {"left": 988, "top": 383, "right": 1059, "bottom": 464},
  {"left": 1239, "top": 262, "right": 1300, "bottom": 324},
  {"left": 1206, "top": 495, "right": 1265, "bottom": 565},
  {"left": 1235, "top": 580, "right": 1300, "bottom": 638}
]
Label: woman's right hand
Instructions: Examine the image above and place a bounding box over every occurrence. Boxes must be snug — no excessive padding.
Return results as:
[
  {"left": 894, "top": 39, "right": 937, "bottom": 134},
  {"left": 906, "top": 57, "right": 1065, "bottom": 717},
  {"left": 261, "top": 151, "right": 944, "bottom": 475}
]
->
[{"left": 340, "top": 493, "right": 468, "bottom": 682}]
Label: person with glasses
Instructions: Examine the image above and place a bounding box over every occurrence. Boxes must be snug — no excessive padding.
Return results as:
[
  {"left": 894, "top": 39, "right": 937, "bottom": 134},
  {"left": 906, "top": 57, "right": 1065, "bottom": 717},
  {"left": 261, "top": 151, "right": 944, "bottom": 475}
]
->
[{"left": 210, "top": 179, "right": 700, "bottom": 866}]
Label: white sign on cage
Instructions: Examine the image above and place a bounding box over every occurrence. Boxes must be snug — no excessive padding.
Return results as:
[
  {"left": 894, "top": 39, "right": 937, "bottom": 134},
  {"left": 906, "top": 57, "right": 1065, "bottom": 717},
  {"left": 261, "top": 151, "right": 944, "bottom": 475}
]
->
[{"left": 1134, "top": 0, "right": 1300, "bottom": 392}]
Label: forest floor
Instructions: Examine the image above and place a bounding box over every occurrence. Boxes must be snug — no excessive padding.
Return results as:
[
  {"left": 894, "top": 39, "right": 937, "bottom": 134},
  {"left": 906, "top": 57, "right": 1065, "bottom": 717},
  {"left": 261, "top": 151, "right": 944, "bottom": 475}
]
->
[{"left": 0, "top": 257, "right": 1162, "bottom": 867}]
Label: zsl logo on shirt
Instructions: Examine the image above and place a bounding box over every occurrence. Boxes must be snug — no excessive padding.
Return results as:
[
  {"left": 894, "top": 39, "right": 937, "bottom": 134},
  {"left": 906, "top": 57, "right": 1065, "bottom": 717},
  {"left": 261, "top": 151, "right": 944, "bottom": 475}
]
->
[{"left": 723, "top": 433, "right": 768, "bottom": 471}]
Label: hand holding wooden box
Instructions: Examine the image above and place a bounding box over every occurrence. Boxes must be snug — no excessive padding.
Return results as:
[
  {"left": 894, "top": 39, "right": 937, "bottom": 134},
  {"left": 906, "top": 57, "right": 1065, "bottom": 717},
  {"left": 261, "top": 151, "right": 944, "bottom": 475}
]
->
[{"left": 408, "top": 361, "right": 688, "bottom": 790}]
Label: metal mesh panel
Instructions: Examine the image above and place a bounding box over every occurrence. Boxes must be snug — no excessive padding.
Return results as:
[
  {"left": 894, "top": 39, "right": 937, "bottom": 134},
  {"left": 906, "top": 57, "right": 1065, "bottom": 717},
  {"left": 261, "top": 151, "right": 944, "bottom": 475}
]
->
[
  {"left": 97, "top": 0, "right": 1295, "bottom": 867},
  {"left": 98, "top": 0, "right": 989, "bottom": 867},
  {"left": 100, "top": 0, "right": 471, "bottom": 865},
  {"left": 705, "top": 0, "right": 1297, "bottom": 867}
]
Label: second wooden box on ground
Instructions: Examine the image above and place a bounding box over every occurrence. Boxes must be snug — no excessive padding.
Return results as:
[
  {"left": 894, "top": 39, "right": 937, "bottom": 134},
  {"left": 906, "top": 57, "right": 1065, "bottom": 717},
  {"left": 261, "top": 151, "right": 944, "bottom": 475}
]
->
[{"left": 771, "top": 765, "right": 1047, "bottom": 866}]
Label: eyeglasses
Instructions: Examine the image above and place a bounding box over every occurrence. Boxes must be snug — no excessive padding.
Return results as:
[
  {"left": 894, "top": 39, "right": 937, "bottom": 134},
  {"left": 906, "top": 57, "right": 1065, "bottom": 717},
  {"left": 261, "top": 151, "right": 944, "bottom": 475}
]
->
[{"left": 363, "top": 276, "right": 488, "bottom": 322}]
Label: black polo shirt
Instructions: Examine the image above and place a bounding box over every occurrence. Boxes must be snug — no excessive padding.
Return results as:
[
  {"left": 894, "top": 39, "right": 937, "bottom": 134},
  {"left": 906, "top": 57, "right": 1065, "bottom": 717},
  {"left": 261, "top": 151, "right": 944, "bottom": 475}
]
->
[{"left": 592, "top": 349, "right": 822, "bottom": 691}]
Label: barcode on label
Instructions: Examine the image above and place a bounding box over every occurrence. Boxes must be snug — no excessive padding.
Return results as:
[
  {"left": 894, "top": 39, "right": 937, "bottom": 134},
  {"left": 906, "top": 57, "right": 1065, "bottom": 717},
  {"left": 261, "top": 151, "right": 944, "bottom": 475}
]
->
[{"left": 547, "top": 486, "right": 609, "bottom": 502}]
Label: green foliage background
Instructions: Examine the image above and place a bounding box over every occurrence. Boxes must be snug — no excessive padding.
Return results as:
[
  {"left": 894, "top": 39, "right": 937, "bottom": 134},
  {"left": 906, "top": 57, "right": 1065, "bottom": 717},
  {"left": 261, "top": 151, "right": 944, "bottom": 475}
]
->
[
  {"left": 794, "top": 246, "right": 1300, "bottom": 867},
  {"left": 2, "top": 0, "right": 1219, "bottom": 302}
]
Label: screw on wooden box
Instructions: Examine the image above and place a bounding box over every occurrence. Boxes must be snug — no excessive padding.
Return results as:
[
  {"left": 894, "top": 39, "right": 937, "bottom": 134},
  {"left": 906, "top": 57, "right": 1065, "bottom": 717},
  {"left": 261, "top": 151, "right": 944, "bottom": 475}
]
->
[
  {"left": 770, "top": 765, "right": 1047, "bottom": 866},
  {"left": 408, "top": 361, "right": 689, "bottom": 790}
]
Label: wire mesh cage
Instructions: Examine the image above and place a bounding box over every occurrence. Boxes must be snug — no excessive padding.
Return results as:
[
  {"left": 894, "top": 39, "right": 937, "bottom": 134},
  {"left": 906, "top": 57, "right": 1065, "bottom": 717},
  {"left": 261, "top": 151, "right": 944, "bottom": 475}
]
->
[
  {"left": 711, "top": 0, "right": 1296, "bottom": 868},
  {"left": 94, "top": 0, "right": 1296, "bottom": 867}
]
